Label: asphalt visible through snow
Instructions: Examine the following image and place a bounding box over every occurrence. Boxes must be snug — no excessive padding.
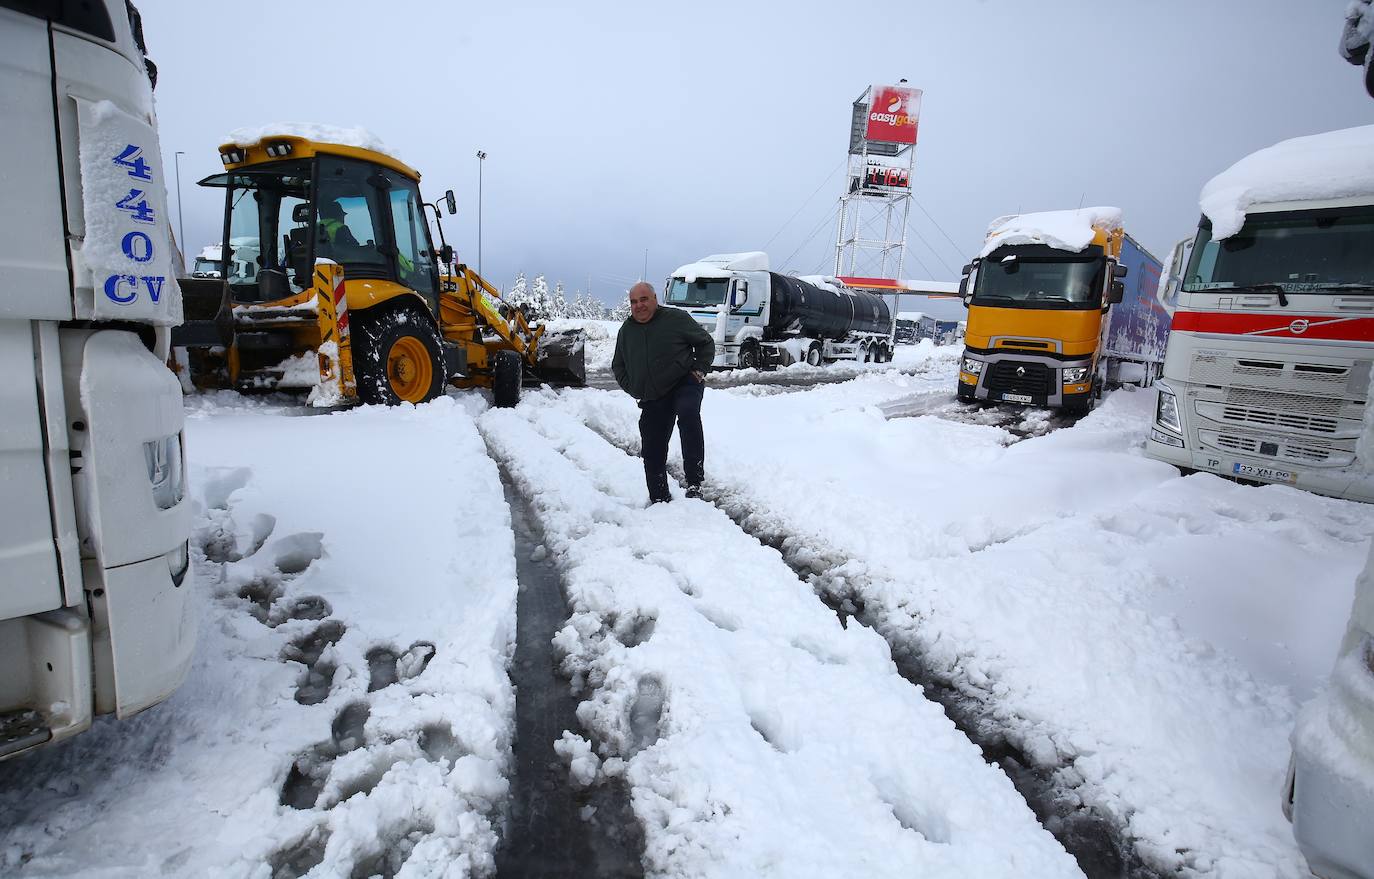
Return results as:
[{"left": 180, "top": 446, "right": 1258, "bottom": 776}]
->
[{"left": 494, "top": 470, "right": 644, "bottom": 879}]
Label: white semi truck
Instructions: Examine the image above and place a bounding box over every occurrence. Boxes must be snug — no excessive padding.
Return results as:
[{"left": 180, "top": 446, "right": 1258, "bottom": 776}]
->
[
  {"left": 1143, "top": 125, "right": 1374, "bottom": 502},
  {"left": 1, "top": 1, "right": 194, "bottom": 761},
  {"left": 666, "top": 252, "right": 895, "bottom": 369}
]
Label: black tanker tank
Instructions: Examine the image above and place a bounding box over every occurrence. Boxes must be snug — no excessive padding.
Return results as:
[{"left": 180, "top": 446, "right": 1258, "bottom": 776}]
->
[{"left": 764, "top": 273, "right": 891, "bottom": 340}]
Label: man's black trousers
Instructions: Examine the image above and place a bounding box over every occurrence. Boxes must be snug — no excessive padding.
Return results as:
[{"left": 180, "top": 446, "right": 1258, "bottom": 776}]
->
[{"left": 638, "top": 378, "right": 705, "bottom": 503}]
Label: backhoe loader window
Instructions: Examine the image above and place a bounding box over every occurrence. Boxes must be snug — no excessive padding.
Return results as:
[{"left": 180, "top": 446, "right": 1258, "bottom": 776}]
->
[
  {"left": 224, "top": 166, "right": 310, "bottom": 302},
  {"left": 388, "top": 182, "right": 437, "bottom": 297},
  {"left": 316, "top": 157, "right": 387, "bottom": 278}
]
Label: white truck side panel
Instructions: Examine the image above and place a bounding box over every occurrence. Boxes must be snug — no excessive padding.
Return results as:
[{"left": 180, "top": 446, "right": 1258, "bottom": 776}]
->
[
  {"left": 0, "top": 11, "right": 72, "bottom": 321},
  {"left": 0, "top": 322, "right": 64, "bottom": 619},
  {"left": 64, "top": 330, "right": 188, "bottom": 569},
  {"left": 35, "top": 322, "right": 83, "bottom": 607},
  {"left": 92, "top": 556, "right": 195, "bottom": 718}
]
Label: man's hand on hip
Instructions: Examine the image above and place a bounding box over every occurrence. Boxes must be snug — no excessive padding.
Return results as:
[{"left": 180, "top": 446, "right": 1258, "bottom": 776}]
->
[{"left": 691, "top": 370, "right": 705, "bottom": 384}]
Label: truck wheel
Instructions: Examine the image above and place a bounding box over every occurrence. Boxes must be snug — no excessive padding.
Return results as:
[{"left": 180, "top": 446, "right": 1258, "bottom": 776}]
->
[
  {"left": 492, "top": 349, "right": 522, "bottom": 408},
  {"left": 806, "top": 342, "right": 823, "bottom": 367},
  {"left": 878, "top": 343, "right": 891, "bottom": 363},
  {"left": 738, "top": 342, "right": 760, "bottom": 370},
  {"left": 355, "top": 305, "right": 445, "bottom": 405}
]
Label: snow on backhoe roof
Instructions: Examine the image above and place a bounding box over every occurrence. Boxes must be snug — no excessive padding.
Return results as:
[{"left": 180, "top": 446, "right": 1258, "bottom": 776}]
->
[
  {"left": 979, "top": 207, "right": 1123, "bottom": 258},
  {"left": 223, "top": 122, "right": 400, "bottom": 161},
  {"left": 673, "top": 251, "right": 769, "bottom": 281},
  {"left": 1199, "top": 125, "right": 1374, "bottom": 239}
]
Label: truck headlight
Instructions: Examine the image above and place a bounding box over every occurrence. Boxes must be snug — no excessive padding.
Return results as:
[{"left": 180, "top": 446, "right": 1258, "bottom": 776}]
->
[
  {"left": 961, "top": 356, "right": 984, "bottom": 375},
  {"left": 144, "top": 432, "right": 185, "bottom": 511},
  {"left": 1155, "top": 387, "right": 1182, "bottom": 434},
  {"left": 1062, "top": 366, "right": 1089, "bottom": 384}
]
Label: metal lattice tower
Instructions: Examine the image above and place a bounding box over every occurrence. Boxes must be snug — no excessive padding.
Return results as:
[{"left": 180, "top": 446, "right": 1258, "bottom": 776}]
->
[{"left": 834, "top": 84, "right": 920, "bottom": 283}]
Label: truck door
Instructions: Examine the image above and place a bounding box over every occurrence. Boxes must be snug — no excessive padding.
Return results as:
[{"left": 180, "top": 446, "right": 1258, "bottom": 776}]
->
[{"left": 0, "top": 8, "right": 78, "bottom": 621}]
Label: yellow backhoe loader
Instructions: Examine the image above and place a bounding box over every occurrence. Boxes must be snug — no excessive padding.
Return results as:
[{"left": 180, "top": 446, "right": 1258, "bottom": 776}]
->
[{"left": 173, "top": 132, "right": 584, "bottom": 406}]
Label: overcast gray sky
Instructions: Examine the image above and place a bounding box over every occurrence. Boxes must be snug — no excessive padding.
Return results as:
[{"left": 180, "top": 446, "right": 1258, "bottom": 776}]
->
[{"left": 143, "top": 0, "right": 1372, "bottom": 316}]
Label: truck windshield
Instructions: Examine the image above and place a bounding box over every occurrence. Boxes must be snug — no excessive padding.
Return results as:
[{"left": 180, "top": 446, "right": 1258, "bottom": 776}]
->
[
  {"left": 974, "top": 246, "right": 1105, "bottom": 309},
  {"left": 1183, "top": 207, "right": 1374, "bottom": 294},
  {"left": 191, "top": 258, "right": 219, "bottom": 277},
  {"left": 667, "top": 278, "right": 728, "bottom": 307}
]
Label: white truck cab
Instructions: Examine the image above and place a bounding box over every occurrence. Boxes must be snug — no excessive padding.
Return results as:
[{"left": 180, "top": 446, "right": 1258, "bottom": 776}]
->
[{"left": 1, "top": 0, "right": 194, "bottom": 761}]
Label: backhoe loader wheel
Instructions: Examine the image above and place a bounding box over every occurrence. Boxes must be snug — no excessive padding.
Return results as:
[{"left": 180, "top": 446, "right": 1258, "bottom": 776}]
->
[
  {"left": 356, "top": 306, "right": 445, "bottom": 406},
  {"left": 492, "top": 350, "right": 523, "bottom": 408}
]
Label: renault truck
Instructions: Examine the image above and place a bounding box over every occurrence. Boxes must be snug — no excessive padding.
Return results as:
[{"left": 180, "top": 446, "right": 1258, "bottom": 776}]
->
[
  {"left": 956, "top": 208, "right": 1166, "bottom": 414},
  {"left": 1, "top": 1, "right": 194, "bottom": 761},
  {"left": 1143, "top": 125, "right": 1374, "bottom": 502}
]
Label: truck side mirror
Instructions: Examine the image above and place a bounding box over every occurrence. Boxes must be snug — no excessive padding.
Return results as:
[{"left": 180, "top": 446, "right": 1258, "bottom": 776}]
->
[
  {"left": 292, "top": 203, "right": 311, "bottom": 223},
  {"left": 445, "top": 190, "right": 457, "bottom": 215},
  {"left": 1107, "top": 280, "right": 1124, "bottom": 306},
  {"left": 731, "top": 279, "right": 749, "bottom": 308},
  {"left": 959, "top": 260, "right": 977, "bottom": 306},
  {"left": 440, "top": 244, "right": 454, "bottom": 265},
  {"left": 1112, "top": 263, "right": 1129, "bottom": 278}
]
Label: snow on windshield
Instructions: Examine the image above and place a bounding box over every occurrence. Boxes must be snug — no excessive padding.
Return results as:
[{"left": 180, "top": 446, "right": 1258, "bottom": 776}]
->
[
  {"left": 979, "top": 207, "right": 1123, "bottom": 258},
  {"left": 1200, "top": 124, "right": 1374, "bottom": 239}
]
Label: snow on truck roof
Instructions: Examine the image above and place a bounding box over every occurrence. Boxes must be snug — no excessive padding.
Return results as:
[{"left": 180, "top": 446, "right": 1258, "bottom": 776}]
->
[
  {"left": 979, "top": 207, "right": 1123, "bottom": 258},
  {"left": 1200, "top": 124, "right": 1374, "bottom": 239},
  {"left": 672, "top": 251, "right": 769, "bottom": 281},
  {"left": 196, "top": 244, "right": 221, "bottom": 261}
]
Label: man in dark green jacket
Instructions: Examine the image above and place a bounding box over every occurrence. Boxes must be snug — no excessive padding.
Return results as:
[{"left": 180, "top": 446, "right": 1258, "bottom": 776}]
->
[{"left": 612, "top": 282, "right": 715, "bottom": 504}]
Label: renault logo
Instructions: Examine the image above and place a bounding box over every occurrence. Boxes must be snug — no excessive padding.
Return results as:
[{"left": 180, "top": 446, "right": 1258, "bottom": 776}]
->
[
  {"left": 1015, "top": 365, "right": 1026, "bottom": 377},
  {"left": 1289, "top": 319, "right": 1310, "bottom": 335}
]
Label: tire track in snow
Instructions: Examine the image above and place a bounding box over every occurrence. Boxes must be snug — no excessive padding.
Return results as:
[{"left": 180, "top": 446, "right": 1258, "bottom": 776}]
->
[
  {"left": 491, "top": 462, "right": 645, "bottom": 878},
  {"left": 571, "top": 407, "right": 1153, "bottom": 879},
  {"left": 478, "top": 403, "right": 1083, "bottom": 879}
]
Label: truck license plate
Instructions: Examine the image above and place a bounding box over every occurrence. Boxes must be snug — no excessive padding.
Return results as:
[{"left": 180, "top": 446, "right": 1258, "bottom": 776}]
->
[
  {"left": 1001, "top": 393, "right": 1032, "bottom": 404},
  {"left": 1232, "top": 462, "right": 1296, "bottom": 484}
]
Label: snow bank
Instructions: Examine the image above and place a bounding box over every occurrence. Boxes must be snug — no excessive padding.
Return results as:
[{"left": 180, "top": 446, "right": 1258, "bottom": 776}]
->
[
  {"left": 1200, "top": 125, "right": 1374, "bottom": 239},
  {"left": 224, "top": 122, "right": 399, "bottom": 161},
  {"left": 979, "top": 206, "right": 1123, "bottom": 257},
  {"left": 0, "top": 396, "right": 518, "bottom": 878}
]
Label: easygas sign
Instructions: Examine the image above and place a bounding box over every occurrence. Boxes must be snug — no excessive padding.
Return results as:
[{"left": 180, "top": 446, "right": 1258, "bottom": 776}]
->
[{"left": 865, "top": 84, "right": 921, "bottom": 146}]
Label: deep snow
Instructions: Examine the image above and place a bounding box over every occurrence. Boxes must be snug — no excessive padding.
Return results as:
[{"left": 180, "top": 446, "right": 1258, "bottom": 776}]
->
[{"left": 2, "top": 344, "right": 1369, "bottom": 878}]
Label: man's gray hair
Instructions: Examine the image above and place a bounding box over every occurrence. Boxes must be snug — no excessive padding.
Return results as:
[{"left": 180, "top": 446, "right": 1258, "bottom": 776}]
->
[{"left": 628, "top": 281, "right": 655, "bottom": 298}]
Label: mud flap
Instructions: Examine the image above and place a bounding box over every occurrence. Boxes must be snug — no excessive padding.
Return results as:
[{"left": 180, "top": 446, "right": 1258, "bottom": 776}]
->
[{"left": 533, "top": 329, "right": 587, "bottom": 387}]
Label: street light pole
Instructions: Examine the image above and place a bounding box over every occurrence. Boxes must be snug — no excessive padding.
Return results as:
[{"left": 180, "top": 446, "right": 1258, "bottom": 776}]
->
[
  {"left": 174, "top": 150, "right": 186, "bottom": 273},
  {"left": 476, "top": 150, "right": 486, "bottom": 277}
]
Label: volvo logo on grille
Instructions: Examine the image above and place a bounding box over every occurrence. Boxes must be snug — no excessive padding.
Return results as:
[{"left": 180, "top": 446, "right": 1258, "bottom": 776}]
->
[
  {"left": 1015, "top": 365, "right": 1026, "bottom": 377},
  {"left": 1289, "top": 319, "right": 1310, "bottom": 335}
]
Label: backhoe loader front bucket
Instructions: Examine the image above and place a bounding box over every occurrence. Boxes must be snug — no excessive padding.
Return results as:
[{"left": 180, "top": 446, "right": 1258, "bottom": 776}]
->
[{"left": 533, "top": 329, "right": 587, "bottom": 387}]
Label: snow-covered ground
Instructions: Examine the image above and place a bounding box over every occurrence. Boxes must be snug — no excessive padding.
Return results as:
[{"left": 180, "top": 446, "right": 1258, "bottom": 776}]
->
[{"left": 3, "top": 346, "right": 1368, "bottom": 878}]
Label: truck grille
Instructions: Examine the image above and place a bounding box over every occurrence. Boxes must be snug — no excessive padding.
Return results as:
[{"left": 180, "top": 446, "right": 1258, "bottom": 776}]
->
[
  {"left": 1199, "top": 429, "right": 1355, "bottom": 467},
  {"left": 985, "top": 361, "right": 1053, "bottom": 396},
  {"left": 1189, "top": 353, "right": 1360, "bottom": 397},
  {"left": 1202, "top": 402, "right": 1341, "bottom": 435}
]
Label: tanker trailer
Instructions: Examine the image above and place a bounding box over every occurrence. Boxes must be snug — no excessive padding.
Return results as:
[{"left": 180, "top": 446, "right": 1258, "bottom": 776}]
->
[{"left": 665, "top": 252, "right": 894, "bottom": 369}]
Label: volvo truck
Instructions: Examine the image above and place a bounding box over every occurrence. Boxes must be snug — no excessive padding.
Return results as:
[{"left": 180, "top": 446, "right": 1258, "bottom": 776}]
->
[
  {"left": 666, "top": 252, "right": 894, "bottom": 369},
  {"left": 956, "top": 208, "right": 1167, "bottom": 414},
  {"left": 1143, "top": 126, "right": 1374, "bottom": 502},
  {"left": 1, "top": 1, "right": 194, "bottom": 762}
]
